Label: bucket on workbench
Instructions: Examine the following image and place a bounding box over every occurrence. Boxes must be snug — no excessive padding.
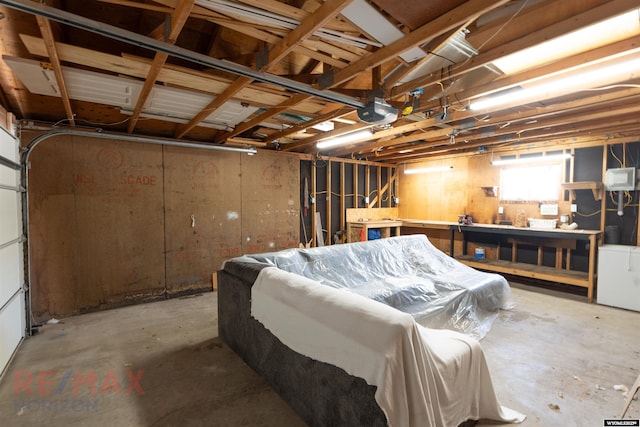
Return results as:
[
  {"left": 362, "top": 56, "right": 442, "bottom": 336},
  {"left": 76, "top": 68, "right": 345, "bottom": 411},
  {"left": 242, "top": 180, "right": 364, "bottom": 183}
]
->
[{"left": 475, "top": 247, "right": 485, "bottom": 259}]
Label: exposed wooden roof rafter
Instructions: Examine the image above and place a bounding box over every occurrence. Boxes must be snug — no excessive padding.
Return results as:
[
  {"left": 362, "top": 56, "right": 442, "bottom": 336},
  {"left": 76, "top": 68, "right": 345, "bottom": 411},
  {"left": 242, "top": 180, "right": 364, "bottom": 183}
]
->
[
  {"left": 35, "top": 15, "right": 75, "bottom": 126},
  {"left": 394, "top": 0, "right": 640, "bottom": 97},
  {"left": 127, "top": 0, "right": 195, "bottom": 133},
  {"left": 2, "top": 0, "right": 640, "bottom": 163}
]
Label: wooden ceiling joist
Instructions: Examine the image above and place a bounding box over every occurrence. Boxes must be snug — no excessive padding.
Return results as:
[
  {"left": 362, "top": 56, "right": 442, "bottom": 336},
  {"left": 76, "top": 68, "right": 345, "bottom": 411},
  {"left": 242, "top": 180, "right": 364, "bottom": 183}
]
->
[
  {"left": 180, "top": 0, "right": 354, "bottom": 139},
  {"left": 319, "top": 0, "right": 511, "bottom": 90},
  {"left": 3, "top": 1, "right": 640, "bottom": 163},
  {"left": 345, "top": 86, "right": 640, "bottom": 158},
  {"left": 394, "top": 0, "right": 640, "bottom": 97},
  {"left": 127, "top": 0, "right": 195, "bottom": 133},
  {"left": 35, "top": 16, "right": 75, "bottom": 126}
]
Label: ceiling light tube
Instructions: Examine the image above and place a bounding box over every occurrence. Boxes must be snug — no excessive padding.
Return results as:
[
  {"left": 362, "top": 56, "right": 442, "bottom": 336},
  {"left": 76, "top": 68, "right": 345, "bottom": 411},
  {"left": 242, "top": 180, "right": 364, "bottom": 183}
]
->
[
  {"left": 491, "top": 153, "right": 571, "bottom": 166},
  {"left": 470, "top": 56, "right": 640, "bottom": 111},
  {"left": 404, "top": 166, "right": 453, "bottom": 174},
  {"left": 316, "top": 129, "right": 373, "bottom": 150}
]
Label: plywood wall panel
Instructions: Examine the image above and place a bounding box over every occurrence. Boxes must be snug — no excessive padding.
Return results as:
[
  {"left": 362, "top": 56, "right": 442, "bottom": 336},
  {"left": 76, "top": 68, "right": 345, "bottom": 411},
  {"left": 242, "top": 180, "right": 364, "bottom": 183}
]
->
[
  {"left": 163, "top": 146, "right": 242, "bottom": 294},
  {"left": 28, "top": 133, "right": 303, "bottom": 320},
  {"left": 28, "top": 136, "right": 166, "bottom": 320},
  {"left": 398, "top": 157, "right": 469, "bottom": 221},
  {"left": 28, "top": 138, "right": 75, "bottom": 319},
  {"left": 346, "top": 207, "right": 398, "bottom": 222},
  {"left": 466, "top": 155, "right": 500, "bottom": 224},
  {"left": 241, "top": 151, "right": 299, "bottom": 255},
  {"left": 398, "top": 152, "right": 572, "bottom": 227},
  {"left": 71, "top": 137, "right": 166, "bottom": 304}
]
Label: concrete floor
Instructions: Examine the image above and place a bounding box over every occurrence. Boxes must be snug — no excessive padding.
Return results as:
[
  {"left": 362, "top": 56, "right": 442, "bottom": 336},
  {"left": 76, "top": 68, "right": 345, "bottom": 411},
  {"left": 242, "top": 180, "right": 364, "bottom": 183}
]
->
[{"left": 0, "top": 283, "right": 638, "bottom": 426}]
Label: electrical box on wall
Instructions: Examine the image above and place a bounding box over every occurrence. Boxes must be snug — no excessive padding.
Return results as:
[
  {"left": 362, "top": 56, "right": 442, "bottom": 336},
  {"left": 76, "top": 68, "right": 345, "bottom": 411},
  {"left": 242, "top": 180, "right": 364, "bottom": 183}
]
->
[
  {"left": 604, "top": 167, "right": 636, "bottom": 191},
  {"left": 605, "top": 167, "right": 637, "bottom": 217}
]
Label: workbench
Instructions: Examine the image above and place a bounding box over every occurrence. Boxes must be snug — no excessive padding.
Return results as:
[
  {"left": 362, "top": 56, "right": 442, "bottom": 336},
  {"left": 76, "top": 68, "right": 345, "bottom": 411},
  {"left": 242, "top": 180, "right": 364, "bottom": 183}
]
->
[
  {"left": 399, "top": 219, "right": 455, "bottom": 230},
  {"left": 449, "top": 223, "right": 602, "bottom": 302}
]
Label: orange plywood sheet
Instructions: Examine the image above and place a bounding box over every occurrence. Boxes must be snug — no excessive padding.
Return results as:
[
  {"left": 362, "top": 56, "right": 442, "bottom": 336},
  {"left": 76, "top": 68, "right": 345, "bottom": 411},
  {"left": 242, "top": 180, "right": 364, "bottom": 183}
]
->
[
  {"left": 241, "top": 151, "right": 300, "bottom": 255},
  {"left": 163, "top": 146, "right": 242, "bottom": 293},
  {"left": 398, "top": 157, "right": 469, "bottom": 222},
  {"left": 29, "top": 135, "right": 165, "bottom": 321},
  {"left": 27, "top": 132, "right": 304, "bottom": 320}
]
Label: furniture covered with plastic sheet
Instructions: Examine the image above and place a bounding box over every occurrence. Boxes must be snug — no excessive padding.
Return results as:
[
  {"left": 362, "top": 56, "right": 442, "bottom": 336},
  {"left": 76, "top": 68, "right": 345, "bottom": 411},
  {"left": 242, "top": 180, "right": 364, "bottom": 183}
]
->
[{"left": 217, "top": 235, "right": 523, "bottom": 426}]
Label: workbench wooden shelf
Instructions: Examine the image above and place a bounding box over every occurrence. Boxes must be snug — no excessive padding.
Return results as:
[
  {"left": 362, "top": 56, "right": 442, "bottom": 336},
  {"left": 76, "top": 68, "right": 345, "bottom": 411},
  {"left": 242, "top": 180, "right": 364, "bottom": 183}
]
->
[
  {"left": 561, "top": 181, "right": 603, "bottom": 200},
  {"left": 450, "top": 224, "right": 602, "bottom": 302},
  {"left": 455, "top": 256, "right": 590, "bottom": 289}
]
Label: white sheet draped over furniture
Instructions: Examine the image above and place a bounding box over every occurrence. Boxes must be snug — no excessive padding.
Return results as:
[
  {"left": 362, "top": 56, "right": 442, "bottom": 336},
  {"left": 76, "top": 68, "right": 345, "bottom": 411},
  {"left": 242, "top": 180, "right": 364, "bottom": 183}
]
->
[{"left": 252, "top": 267, "right": 525, "bottom": 427}]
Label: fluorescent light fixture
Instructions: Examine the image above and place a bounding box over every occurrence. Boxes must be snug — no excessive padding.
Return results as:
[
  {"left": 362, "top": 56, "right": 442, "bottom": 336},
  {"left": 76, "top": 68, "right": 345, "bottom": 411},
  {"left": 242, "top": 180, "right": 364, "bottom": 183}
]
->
[
  {"left": 276, "top": 113, "right": 335, "bottom": 131},
  {"left": 470, "top": 56, "right": 640, "bottom": 111},
  {"left": 341, "top": 0, "right": 426, "bottom": 62},
  {"left": 5, "top": 56, "right": 262, "bottom": 130},
  {"left": 316, "top": 129, "right": 373, "bottom": 150},
  {"left": 491, "top": 153, "right": 571, "bottom": 166},
  {"left": 494, "top": 10, "right": 640, "bottom": 75},
  {"left": 312, "top": 121, "right": 335, "bottom": 132},
  {"left": 404, "top": 166, "right": 453, "bottom": 174}
]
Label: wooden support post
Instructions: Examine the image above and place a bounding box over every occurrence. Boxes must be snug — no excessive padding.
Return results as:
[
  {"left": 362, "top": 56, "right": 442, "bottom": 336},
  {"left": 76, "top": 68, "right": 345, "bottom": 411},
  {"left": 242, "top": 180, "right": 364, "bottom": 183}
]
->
[
  {"left": 340, "top": 163, "right": 346, "bottom": 243},
  {"left": 377, "top": 165, "right": 382, "bottom": 208},
  {"left": 353, "top": 163, "right": 359, "bottom": 209},
  {"left": 365, "top": 165, "right": 370, "bottom": 208},
  {"left": 326, "top": 160, "right": 332, "bottom": 246},
  {"left": 537, "top": 246, "right": 543, "bottom": 265},
  {"left": 311, "top": 162, "right": 317, "bottom": 247}
]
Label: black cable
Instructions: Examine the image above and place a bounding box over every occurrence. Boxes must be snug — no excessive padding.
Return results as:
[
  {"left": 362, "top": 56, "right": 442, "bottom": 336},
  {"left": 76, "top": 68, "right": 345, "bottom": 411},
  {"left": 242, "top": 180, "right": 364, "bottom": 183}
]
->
[{"left": 425, "top": 51, "right": 456, "bottom": 64}]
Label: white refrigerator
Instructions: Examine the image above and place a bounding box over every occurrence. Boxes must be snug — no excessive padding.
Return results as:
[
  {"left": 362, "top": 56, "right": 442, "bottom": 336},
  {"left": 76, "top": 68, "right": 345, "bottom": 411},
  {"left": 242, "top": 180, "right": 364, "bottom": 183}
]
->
[{"left": 597, "top": 244, "right": 640, "bottom": 312}]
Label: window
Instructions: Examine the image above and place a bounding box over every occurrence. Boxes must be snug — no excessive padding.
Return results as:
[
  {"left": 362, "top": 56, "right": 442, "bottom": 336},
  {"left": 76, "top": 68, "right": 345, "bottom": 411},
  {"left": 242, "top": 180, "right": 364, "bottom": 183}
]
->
[{"left": 500, "top": 164, "right": 562, "bottom": 201}]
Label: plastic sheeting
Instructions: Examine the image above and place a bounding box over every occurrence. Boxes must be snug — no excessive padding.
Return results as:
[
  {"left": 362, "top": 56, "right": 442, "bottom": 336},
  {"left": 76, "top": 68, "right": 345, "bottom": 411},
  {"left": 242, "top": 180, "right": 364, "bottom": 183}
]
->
[{"left": 236, "top": 234, "right": 512, "bottom": 339}]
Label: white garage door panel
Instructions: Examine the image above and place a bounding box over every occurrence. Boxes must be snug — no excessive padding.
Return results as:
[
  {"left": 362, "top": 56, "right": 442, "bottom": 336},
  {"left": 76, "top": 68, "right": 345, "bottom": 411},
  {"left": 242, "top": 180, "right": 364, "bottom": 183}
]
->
[
  {"left": 0, "top": 243, "right": 21, "bottom": 307},
  {"left": 0, "top": 292, "right": 25, "bottom": 374},
  {"left": 0, "top": 163, "right": 18, "bottom": 188},
  {"left": 0, "top": 130, "right": 18, "bottom": 162},
  {"left": 0, "top": 189, "right": 19, "bottom": 244},
  {"left": 0, "top": 123, "right": 23, "bottom": 378},
  {"left": 0, "top": 129, "right": 19, "bottom": 187}
]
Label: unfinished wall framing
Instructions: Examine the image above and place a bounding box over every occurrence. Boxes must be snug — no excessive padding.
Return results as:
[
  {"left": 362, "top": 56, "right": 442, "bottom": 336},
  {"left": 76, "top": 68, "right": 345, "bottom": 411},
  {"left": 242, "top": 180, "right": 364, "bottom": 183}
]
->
[
  {"left": 601, "top": 141, "right": 640, "bottom": 246},
  {"left": 302, "top": 158, "right": 397, "bottom": 247},
  {"left": 398, "top": 138, "right": 640, "bottom": 267}
]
